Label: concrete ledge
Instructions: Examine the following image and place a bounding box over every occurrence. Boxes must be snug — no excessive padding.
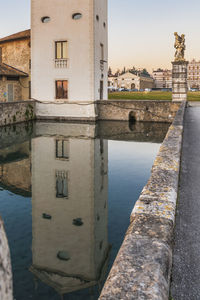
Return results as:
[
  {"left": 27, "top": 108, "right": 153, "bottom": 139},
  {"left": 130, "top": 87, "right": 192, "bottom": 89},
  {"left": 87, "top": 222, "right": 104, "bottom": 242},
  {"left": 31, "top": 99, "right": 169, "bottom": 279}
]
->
[{"left": 99, "top": 101, "right": 186, "bottom": 300}]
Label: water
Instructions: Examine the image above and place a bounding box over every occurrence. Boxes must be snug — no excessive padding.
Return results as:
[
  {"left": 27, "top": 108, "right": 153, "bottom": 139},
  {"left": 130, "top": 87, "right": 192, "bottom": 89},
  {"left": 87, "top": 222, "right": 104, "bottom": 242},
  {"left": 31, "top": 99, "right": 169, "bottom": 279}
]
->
[{"left": 0, "top": 121, "right": 168, "bottom": 300}]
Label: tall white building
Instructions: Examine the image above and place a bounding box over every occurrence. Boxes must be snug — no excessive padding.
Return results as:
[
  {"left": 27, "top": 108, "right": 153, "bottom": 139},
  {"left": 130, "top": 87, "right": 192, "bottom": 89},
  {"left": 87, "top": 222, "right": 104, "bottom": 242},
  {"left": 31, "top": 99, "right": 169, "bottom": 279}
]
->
[{"left": 31, "top": 0, "right": 108, "bottom": 121}]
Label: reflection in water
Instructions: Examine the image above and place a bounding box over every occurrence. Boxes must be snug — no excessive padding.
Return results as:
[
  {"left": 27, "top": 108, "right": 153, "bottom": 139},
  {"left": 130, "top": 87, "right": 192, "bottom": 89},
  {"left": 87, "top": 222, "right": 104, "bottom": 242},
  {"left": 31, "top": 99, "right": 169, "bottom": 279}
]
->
[
  {"left": 30, "top": 124, "right": 109, "bottom": 297},
  {"left": 0, "top": 121, "right": 168, "bottom": 299}
]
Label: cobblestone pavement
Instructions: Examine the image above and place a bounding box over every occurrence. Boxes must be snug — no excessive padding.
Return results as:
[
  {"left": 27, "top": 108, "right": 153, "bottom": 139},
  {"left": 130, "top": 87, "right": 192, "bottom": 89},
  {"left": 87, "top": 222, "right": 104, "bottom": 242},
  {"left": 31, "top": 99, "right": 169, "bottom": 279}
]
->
[{"left": 171, "top": 106, "right": 200, "bottom": 300}]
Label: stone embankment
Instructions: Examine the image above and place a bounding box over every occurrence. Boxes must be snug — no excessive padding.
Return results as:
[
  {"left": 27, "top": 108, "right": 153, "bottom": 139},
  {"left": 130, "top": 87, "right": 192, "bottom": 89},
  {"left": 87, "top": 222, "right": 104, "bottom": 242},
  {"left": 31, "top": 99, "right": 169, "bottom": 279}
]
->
[
  {"left": 97, "top": 100, "right": 181, "bottom": 122},
  {"left": 99, "top": 101, "right": 186, "bottom": 300},
  {"left": 0, "top": 100, "right": 180, "bottom": 125},
  {"left": 0, "top": 101, "right": 35, "bottom": 126}
]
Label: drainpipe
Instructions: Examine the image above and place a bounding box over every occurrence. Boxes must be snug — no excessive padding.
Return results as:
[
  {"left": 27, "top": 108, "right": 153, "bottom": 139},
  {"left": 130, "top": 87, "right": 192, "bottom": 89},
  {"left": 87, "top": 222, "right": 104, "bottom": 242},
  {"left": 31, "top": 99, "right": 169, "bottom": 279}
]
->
[{"left": 0, "top": 47, "right": 2, "bottom": 63}]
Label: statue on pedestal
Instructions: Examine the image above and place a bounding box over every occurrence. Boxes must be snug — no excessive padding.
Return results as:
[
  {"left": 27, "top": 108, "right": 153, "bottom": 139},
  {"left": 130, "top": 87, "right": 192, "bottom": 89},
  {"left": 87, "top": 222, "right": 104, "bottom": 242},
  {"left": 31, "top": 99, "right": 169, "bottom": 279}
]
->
[{"left": 174, "top": 32, "right": 185, "bottom": 62}]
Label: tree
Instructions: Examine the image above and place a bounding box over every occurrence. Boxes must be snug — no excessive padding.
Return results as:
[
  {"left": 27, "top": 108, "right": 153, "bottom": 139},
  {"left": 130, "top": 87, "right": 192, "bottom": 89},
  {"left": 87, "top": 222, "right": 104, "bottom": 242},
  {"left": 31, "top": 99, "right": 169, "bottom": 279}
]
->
[{"left": 108, "top": 67, "right": 112, "bottom": 77}]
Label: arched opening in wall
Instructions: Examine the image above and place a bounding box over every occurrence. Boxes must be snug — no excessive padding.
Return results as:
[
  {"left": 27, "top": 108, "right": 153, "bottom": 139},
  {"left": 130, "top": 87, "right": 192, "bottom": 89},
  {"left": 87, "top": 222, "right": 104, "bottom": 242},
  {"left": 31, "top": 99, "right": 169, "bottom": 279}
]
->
[
  {"left": 131, "top": 83, "right": 135, "bottom": 90},
  {"left": 129, "top": 111, "right": 136, "bottom": 131}
]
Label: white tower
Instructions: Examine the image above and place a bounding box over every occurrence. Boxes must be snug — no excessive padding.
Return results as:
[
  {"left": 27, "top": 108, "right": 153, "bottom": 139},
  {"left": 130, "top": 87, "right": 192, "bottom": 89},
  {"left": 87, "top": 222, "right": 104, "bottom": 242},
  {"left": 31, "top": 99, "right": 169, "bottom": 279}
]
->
[{"left": 31, "top": 0, "right": 108, "bottom": 121}]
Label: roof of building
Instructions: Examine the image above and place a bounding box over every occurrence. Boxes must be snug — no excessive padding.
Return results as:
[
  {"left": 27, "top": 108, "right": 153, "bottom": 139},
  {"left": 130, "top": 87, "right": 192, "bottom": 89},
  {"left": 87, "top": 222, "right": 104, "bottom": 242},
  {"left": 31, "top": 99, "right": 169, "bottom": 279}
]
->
[
  {"left": 0, "top": 62, "right": 28, "bottom": 77},
  {"left": 0, "top": 29, "right": 30, "bottom": 44}
]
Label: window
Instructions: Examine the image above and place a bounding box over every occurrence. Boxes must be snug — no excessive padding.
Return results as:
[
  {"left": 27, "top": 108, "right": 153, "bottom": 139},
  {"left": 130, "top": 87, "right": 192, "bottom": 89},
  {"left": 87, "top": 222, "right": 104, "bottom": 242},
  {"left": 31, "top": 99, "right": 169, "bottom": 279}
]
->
[
  {"left": 7, "top": 76, "right": 19, "bottom": 81},
  {"left": 56, "top": 139, "right": 69, "bottom": 159},
  {"left": 41, "top": 16, "right": 51, "bottom": 23},
  {"left": 56, "top": 80, "right": 68, "bottom": 99},
  {"left": 72, "top": 13, "right": 82, "bottom": 20},
  {"left": 56, "top": 171, "right": 68, "bottom": 198},
  {"left": 55, "top": 41, "right": 68, "bottom": 59},
  {"left": 100, "top": 43, "right": 104, "bottom": 61},
  {"left": 29, "top": 81, "right": 31, "bottom": 99}
]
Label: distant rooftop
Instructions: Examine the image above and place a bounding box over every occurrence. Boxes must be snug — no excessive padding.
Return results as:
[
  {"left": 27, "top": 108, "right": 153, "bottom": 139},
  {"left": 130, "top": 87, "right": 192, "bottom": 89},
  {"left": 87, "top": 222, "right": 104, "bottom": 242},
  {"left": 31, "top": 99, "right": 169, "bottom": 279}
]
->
[
  {"left": 0, "top": 62, "right": 28, "bottom": 77},
  {"left": 0, "top": 29, "right": 30, "bottom": 44}
]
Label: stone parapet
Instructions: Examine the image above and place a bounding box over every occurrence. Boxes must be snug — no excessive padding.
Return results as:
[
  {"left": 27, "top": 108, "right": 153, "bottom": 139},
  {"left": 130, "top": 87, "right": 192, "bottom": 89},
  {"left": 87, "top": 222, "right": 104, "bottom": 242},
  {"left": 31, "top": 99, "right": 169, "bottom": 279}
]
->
[
  {"left": 97, "top": 100, "right": 181, "bottom": 123},
  {"left": 99, "top": 101, "right": 186, "bottom": 300},
  {"left": 0, "top": 217, "right": 13, "bottom": 300}
]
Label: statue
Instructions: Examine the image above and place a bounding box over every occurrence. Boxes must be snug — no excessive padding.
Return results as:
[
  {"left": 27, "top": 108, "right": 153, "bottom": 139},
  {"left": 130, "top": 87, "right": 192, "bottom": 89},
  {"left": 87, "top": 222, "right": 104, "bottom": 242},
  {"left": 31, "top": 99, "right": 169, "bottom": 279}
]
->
[{"left": 174, "top": 32, "right": 185, "bottom": 62}]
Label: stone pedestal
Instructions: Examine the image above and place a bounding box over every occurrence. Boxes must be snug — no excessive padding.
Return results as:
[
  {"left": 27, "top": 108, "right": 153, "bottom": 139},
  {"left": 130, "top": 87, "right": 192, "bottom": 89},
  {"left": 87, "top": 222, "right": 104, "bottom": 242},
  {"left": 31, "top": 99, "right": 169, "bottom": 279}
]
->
[{"left": 172, "top": 61, "right": 188, "bottom": 101}]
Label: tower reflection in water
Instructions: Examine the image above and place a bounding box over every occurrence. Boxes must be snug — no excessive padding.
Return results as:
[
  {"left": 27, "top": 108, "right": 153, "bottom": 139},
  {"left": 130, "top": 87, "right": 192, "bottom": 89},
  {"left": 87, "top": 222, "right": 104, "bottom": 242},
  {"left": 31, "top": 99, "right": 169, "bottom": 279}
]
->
[{"left": 30, "top": 122, "right": 110, "bottom": 297}]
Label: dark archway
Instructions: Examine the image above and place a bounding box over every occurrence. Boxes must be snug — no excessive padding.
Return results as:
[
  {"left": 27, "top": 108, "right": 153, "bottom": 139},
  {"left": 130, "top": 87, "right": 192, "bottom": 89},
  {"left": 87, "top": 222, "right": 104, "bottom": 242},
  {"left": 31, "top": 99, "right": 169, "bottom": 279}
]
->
[
  {"left": 129, "top": 111, "right": 136, "bottom": 123},
  {"left": 131, "top": 83, "right": 135, "bottom": 90}
]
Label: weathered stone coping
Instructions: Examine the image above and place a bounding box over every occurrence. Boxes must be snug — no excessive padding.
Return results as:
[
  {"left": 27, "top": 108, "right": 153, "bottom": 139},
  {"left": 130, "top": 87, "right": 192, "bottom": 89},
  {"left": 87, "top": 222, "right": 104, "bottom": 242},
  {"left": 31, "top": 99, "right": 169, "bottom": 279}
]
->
[
  {"left": 99, "top": 101, "right": 186, "bottom": 300},
  {"left": 0, "top": 217, "right": 13, "bottom": 300}
]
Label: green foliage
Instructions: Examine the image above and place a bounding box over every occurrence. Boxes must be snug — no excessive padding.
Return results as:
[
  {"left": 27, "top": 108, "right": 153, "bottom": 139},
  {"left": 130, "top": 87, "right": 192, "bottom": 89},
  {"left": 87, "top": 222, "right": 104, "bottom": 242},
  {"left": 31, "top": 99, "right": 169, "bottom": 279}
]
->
[{"left": 12, "top": 115, "right": 16, "bottom": 122}]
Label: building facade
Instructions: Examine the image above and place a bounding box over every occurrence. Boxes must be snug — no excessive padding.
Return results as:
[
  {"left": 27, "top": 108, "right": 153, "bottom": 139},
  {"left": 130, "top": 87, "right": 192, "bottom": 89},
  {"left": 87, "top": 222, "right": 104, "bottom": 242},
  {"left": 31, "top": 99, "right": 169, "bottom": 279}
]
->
[
  {"left": 108, "top": 72, "right": 154, "bottom": 91},
  {"left": 187, "top": 59, "right": 200, "bottom": 90},
  {"left": 0, "top": 63, "right": 28, "bottom": 102},
  {"left": 152, "top": 69, "right": 172, "bottom": 89},
  {"left": 31, "top": 0, "right": 108, "bottom": 120},
  {"left": 0, "top": 30, "right": 31, "bottom": 101}
]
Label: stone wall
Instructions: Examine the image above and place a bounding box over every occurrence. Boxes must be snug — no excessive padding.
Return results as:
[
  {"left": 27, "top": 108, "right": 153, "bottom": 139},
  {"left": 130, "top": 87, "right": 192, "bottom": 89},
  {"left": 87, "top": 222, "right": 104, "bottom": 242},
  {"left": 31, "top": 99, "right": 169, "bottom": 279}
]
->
[
  {"left": 0, "top": 101, "right": 35, "bottom": 126},
  {"left": 97, "top": 100, "right": 181, "bottom": 123},
  {"left": 1, "top": 39, "right": 30, "bottom": 74},
  {"left": 0, "top": 217, "right": 13, "bottom": 300},
  {"left": 99, "top": 101, "right": 186, "bottom": 300}
]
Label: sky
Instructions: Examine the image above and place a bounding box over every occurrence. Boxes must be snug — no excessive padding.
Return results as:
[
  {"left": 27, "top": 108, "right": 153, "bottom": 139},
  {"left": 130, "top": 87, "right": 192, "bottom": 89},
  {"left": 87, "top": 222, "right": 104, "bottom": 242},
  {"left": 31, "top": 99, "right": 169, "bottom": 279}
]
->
[{"left": 0, "top": 0, "right": 200, "bottom": 73}]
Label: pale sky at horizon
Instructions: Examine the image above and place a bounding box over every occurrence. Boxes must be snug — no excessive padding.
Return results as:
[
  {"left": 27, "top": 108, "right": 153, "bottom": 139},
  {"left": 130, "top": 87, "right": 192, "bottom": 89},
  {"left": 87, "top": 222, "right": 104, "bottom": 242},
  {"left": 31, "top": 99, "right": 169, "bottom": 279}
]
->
[{"left": 0, "top": 0, "right": 200, "bottom": 73}]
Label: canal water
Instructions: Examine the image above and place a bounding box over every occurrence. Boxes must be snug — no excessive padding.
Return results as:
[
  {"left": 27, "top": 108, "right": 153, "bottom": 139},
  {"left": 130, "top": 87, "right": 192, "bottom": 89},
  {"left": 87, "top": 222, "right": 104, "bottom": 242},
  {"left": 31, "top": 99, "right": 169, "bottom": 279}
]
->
[{"left": 0, "top": 121, "right": 168, "bottom": 300}]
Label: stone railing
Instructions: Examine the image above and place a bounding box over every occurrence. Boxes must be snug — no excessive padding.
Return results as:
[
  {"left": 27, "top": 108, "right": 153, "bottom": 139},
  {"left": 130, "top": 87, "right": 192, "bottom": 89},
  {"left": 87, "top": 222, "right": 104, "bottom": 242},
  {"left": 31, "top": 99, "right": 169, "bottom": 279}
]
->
[
  {"left": 55, "top": 59, "right": 68, "bottom": 68},
  {"left": 99, "top": 101, "right": 186, "bottom": 300}
]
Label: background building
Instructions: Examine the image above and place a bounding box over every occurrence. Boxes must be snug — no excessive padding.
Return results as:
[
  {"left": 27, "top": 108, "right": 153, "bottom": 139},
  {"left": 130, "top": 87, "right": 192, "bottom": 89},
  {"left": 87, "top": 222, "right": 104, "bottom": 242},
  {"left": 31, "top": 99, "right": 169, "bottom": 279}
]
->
[
  {"left": 0, "top": 30, "right": 31, "bottom": 101},
  {"left": 152, "top": 69, "right": 172, "bottom": 89},
  {"left": 108, "top": 71, "right": 154, "bottom": 90},
  {"left": 187, "top": 59, "right": 200, "bottom": 90}
]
